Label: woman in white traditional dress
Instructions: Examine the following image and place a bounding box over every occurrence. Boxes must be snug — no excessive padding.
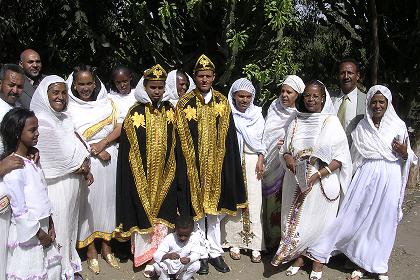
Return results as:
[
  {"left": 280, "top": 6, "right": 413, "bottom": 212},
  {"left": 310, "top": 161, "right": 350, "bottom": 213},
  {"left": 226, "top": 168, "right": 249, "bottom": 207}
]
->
[
  {"left": 270, "top": 80, "right": 352, "bottom": 280},
  {"left": 30, "top": 75, "right": 93, "bottom": 279},
  {"left": 165, "top": 69, "right": 195, "bottom": 106},
  {"left": 66, "top": 64, "right": 121, "bottom": 274},
  {"left": 221, "top": 78, "right": 266, "bottom": 263},
  {"left": 108, "top": 65, "right": 137, "bottom": 120},
  {"left": 262, "top": 75, "right": 305, "bottom": 250},
  {"left": 307, "top": 85, "right": 418, "bottom": 280},
  {"left": 1, "top": 107, "right": 62, "bottom": 280}
]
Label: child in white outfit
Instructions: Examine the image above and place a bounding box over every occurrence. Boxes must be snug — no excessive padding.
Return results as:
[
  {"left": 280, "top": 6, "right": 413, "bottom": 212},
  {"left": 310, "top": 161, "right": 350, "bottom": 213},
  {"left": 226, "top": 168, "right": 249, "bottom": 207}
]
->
[
  {"left": 153, "top": 215, "right": 201, "bottom": 280},
  {"left": 1, "top": 108, "right": 62, "bottom": 279}
]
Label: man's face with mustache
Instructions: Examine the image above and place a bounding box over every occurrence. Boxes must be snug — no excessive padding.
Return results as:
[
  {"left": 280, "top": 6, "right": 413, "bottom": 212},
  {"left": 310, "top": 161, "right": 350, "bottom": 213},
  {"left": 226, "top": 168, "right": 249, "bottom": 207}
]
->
[{"left": 0, "top": 70, "right": 24, "bottom": 105}]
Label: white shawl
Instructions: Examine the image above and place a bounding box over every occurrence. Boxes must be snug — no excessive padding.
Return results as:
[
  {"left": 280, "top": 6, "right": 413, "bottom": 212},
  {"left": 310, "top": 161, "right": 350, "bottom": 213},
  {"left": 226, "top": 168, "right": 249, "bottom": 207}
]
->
[
  {"left": 262, "top": 75, "right": 305, "bottom": 195},
  {"left": 66, "top": 73, "right": 116, "bottom": 142},
  {"left": 30, "top": 75, "right": 90, "bottom": 179},
  {"left": 228, "top": 78, "right": 266, "bottom": 160},
  {"left": 284, "top": 85, "right": 352, "bottom": 196},
  {"left": 165, "top": 70, "right": 195, "bottom": 105},
  {"left": 351, "top": 85, "right": 418, "bottom": 221},
  {"left": 109, "top": 88, "right": 137, "bottom": 122},
  {"left": 134, "top": 77, "right": 171, "bottom": 106}
]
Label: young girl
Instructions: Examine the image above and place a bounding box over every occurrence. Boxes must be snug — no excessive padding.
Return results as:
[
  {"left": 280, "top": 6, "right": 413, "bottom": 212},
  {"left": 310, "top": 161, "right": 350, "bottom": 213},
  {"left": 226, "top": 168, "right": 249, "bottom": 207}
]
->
[{"left": 1, "top": 108, "right": 62, "bottom": 279}]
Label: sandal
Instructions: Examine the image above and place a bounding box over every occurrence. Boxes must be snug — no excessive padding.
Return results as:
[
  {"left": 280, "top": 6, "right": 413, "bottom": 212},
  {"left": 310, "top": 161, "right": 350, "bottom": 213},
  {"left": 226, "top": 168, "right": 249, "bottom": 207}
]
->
[
  {"left": 102, "top": 253, "right": 120, "bottom": 269},
  {"left": 378, "top": 275, "right": 389, "bottom": 280},
  {"left": 348, "top": 270, "right": 364, "bottom": 280},
  {"left": 143, "top": 264, "right": 155, "bottom": 278},
  {"left": 285, "top": 265, "right": 301, "bottom": 276},
  {"left": 271, "top": 255, "right": 282, "bottom": 267},
  {"left": 229, "top": 247, "right": 241, "bottom": 260},
  {"left": 251, "top": 251, "right": 261, "bottom": 263},
  {"left": 310, "top": 270, "right": 323, "bottom": 280},
  {"left": 87, "top": 258, "right": 100, "bottom": 275}
]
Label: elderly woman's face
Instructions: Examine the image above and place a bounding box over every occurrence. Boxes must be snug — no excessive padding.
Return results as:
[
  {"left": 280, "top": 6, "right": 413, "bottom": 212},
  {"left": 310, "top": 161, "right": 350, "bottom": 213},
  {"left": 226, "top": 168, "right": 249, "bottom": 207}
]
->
[
  {"left": 303, "top": 84, "right": 324, "bottom": 113},
  {"left": 74, "top": 71, "right": 96, "bottom": 101},
  {"left": 280, "top": 84, "right": 299, "bottom": 108},
  {"left": 47, "top": 82, "right": 68, "bottom": 112},
  {"left": 176, "top": 73, "right": 188, "bottom": 97},
  {"left": 233, "top": 90, "right": 252, "bottom": 113},
  {"left": 370, "top": 92, "right": 388, "bottom": 121}
]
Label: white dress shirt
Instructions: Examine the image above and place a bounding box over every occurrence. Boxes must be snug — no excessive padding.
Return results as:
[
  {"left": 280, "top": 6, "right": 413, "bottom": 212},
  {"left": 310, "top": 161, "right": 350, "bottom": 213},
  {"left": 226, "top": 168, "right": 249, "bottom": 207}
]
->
[
  {"left": 202, "top": 89, "right": 213, "bottom": 104},
  {"left": 334, "top": 87, "right": 358, "bottom": 130}
]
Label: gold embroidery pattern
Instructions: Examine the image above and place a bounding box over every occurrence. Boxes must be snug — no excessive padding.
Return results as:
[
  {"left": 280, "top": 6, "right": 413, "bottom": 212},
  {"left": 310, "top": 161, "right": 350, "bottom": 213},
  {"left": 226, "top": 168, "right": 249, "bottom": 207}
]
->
[
  {"left": 183, "top": 105, "right": 197, "bottom": 121},
  {"left": 82, "top": 99, "right": 117, "bottom": 140},
  {"left": 131, "top": 112, "right": 146, "bottom": 129},
  {"left": 238, "top": 154, "right": 255, "bottom": 246},
  {"left": 214, "top": 101, "right": 226, "bottom": 117},
  {"left": 176, "top": 89, "right": 233, "bottom": 219},
  {"left": 166, "top": 108, "right": 175, "bottom": 124},
  {"left": 123, "top": 105, "right": 176, "bottom": 230},
  {"left": 77, "top": 230, "right": 118, "bottom": 248},
  {"left": 153, "top": 68, "right": 163, "bottom": 79},
  {"left": 272, "top": 159, "right": 316, "bottom": 263}
]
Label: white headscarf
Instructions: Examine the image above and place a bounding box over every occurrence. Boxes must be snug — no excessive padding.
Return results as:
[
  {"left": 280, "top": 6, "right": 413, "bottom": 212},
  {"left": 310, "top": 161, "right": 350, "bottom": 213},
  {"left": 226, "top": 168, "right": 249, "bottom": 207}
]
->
[
  {"left": 165, "top": 70, "right": 195, "bottom": 105},
  {"left": 134, "top": 76, "right": 170, "bottom": 106},
  {"left": 262, "top": 75, "right": 304, "bottom": 196},
  {"left": 228, "top": 78, "right": 266, "bottom": 160},
  {"left": 352, "top": 85, "right": 409, "bottom": 162},
  {"left": 351, "top": 85, "right": 418, "bottom": 221},
  {"left": 30, "top": 75, "right": 90, "bottom": 179}
]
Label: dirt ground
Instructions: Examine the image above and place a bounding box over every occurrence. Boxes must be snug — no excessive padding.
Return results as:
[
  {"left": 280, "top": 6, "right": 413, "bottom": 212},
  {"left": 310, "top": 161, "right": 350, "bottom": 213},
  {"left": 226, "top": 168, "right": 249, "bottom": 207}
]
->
[{"left": 80, "top": 190, "right": 420, "bottom": 280}]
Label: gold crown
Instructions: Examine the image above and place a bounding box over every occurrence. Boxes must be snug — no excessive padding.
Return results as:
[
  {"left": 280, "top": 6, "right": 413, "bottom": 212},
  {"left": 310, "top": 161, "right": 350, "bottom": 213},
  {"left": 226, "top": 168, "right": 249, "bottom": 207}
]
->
[
  {"left": 144, "top": 64, "right": 167, "bottom": 81},
  {"left": 194, "top": 54, "right": 215, "bottom": 73}
]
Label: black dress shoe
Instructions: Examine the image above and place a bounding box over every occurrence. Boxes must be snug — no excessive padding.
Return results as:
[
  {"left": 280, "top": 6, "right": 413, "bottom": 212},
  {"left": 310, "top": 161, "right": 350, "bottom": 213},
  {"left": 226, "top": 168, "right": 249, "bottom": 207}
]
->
[
  {"left": 197, "top": 258, "right": 209, "bottom": 275},
  {"left": 209, "top": 256, "right": 230, "bottom": 273}
]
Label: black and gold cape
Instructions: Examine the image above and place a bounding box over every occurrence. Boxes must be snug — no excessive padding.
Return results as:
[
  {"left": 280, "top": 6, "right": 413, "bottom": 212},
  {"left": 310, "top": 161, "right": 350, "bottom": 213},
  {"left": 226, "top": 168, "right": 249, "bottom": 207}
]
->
[
  {"left": 176, "top": 89, "right": 247, "bottom": 220},
  {"left": 116, "top": 101, "right": 179, "bottom": 236}
]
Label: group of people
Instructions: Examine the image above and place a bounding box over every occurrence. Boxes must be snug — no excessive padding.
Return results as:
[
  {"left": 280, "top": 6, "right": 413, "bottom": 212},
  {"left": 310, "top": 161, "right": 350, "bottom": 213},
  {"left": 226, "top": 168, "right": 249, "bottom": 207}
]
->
[{"left": 0, "top": 49, "right": 417, "bottom": 280}]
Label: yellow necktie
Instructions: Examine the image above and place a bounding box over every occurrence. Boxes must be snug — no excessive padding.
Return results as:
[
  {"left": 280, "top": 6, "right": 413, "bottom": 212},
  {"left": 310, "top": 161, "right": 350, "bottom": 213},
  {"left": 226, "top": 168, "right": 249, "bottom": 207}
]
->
[{"left": 337, "top": 95, "right": 349, "bottom": 127}]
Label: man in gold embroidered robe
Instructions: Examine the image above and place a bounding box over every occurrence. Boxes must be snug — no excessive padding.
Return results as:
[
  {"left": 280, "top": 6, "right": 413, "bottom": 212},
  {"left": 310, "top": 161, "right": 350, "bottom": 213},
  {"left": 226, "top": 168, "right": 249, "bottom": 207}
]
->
[
  {"left": 116, "top": 65, "right": 181, "bottom": 272},
  {"left": 176, "top": 55, "right": 247, "bottom": 274}
]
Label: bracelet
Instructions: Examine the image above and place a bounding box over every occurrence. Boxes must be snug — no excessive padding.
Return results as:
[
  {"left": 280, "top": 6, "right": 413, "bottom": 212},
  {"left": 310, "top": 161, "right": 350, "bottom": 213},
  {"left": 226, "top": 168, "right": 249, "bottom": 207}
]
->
[
  {"left": 317, "top": 171, "right": 322, "bottom": 179},
  {"left": 325, "top": 166, "right": 332, "bottom": 174}
]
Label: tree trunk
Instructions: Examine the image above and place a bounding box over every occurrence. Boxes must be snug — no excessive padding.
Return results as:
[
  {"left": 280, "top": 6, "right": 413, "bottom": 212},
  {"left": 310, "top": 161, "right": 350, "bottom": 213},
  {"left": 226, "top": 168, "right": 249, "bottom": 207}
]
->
[
  {"left": 369, "top": 0, "right": 379, "bottom": 84},
  {"left": 408, "top": 131, "right": 420, "bottom": 191}
]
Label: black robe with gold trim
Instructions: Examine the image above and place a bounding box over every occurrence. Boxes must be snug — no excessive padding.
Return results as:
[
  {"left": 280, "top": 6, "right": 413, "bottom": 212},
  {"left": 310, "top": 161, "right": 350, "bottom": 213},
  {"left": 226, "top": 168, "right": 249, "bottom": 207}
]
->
[
  {"left": 116, "top": 101, "right": 179, "bottom": 236},
  {"left": 176, "top": 88, "right": 247, "bottom": 220}
]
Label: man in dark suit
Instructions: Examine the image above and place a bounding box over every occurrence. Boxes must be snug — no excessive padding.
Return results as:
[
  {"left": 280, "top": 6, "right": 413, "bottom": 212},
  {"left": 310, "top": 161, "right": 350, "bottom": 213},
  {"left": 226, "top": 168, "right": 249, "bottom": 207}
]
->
[
  {"left": 330, "top": 58, "right": 366, "bottom": 144},
  {"left": 18, "top": 49, "right": 45, "bottom": 108}
]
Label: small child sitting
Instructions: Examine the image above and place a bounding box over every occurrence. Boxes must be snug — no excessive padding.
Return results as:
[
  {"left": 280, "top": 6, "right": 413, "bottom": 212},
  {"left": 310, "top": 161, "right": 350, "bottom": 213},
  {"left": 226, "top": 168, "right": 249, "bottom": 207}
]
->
[{"left": 153, "top": 215, "right": 201, "bottom": 280}]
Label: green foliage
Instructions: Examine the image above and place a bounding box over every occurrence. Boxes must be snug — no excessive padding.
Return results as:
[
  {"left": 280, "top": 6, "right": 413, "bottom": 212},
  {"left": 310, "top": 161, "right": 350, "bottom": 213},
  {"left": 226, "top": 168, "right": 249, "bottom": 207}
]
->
[{"left": 1, "top": 0, "right": 418, "bottom": 125}]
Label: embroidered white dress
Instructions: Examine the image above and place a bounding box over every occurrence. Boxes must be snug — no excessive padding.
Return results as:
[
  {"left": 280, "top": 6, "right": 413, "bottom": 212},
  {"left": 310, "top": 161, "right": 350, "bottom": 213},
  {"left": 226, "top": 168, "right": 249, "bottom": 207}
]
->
[
  {"left": 221, "top": 78, "right": 266, "bottom": 253},
  {"left": 4, "top": 156, "right": 62, "bottom": 279},
  {"left": 273, "top": 90, "right": 352, "bottom": 264},
  {"left": 66, "top": 75, "right": 118, "bottom": 248}
]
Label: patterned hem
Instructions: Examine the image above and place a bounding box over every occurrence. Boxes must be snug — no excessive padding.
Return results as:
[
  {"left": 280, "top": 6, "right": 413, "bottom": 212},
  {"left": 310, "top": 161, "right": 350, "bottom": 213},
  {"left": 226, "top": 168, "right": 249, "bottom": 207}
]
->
[
  {"left": 77, "top": 230, "right": 118, "bottom": 248},
  {"left": 6, "top": 272, "right": 48, "bottom": 280}
]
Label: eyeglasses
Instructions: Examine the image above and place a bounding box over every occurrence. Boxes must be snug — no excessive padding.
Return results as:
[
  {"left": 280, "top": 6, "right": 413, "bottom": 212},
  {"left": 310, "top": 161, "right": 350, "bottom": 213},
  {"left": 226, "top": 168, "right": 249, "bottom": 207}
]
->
[{"left": 303, "top": 94, "right": 322, "bottom": 100}]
